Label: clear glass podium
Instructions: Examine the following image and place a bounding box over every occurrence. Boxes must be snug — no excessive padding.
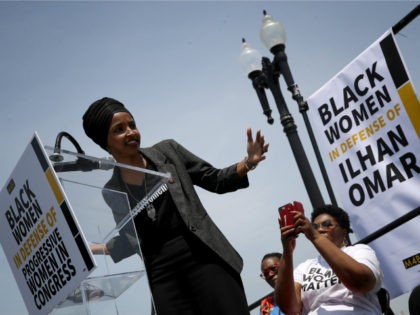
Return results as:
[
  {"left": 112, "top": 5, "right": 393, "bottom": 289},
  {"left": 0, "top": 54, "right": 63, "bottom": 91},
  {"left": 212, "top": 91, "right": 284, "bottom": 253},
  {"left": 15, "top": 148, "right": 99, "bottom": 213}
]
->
[{"left": 44, "top": 145, "right": 170, "bottom": 315}]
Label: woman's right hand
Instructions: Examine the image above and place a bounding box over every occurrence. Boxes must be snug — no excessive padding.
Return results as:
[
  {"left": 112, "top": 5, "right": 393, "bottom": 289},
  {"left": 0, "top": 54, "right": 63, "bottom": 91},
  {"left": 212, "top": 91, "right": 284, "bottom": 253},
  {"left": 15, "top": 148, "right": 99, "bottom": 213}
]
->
[
  {"left": 293, "top": 211, "right": 319, "bottom": 243},
  {"left": 89, "top": 243, "right": 110, "bottom": 255}
]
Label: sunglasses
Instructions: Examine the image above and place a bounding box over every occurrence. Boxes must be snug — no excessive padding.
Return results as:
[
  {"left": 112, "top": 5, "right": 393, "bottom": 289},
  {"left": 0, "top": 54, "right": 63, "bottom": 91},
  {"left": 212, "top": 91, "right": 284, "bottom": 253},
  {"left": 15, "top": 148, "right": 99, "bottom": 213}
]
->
[
  {"left": 311, "top": 219, "right": 337, "bottom": 230},
  {"left": 260, "top": 262, "right": 279, "bottom": 279}
]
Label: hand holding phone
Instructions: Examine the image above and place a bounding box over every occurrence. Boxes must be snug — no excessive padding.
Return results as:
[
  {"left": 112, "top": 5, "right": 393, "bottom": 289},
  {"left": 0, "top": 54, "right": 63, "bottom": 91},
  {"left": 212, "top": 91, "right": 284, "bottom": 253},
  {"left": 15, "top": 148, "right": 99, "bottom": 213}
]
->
[{"left": 278, "top": 201, "right": 304, "bottom": 227}]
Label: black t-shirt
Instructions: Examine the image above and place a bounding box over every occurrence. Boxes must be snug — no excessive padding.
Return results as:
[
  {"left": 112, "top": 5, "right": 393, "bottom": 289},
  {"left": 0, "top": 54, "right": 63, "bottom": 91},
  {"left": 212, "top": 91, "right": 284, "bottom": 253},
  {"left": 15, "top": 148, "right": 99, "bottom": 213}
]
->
[{"left": 124, "top": 162, "right": 186, "bottom": 260}]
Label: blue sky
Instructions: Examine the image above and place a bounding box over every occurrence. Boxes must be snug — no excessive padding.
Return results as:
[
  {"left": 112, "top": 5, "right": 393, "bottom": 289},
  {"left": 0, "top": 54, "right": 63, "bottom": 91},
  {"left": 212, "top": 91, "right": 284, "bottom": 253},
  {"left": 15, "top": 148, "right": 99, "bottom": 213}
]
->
[{"left": 0, "top": 1, "right": 418, "bottom": 314}]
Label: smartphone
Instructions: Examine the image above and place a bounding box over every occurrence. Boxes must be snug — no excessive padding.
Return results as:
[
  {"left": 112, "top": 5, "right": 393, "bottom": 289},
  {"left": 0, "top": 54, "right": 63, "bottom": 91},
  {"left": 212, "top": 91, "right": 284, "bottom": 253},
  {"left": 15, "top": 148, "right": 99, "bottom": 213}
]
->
[{"left": 278, "top": 201, "right": 304, "bottom": 227}]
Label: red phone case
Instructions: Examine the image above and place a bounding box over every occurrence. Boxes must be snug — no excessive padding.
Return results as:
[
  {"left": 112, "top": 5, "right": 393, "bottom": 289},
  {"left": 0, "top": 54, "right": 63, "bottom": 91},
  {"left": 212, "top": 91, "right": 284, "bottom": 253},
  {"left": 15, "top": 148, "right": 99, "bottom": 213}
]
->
[
  {"left": 293, "top": 201, "right": 304, "bottom": 215},
  {"left": 279, "top": 203, "right": 294, "bottom": 227},
  {"left": 279, "top": 201, "right": 304, "bottom": 227}
]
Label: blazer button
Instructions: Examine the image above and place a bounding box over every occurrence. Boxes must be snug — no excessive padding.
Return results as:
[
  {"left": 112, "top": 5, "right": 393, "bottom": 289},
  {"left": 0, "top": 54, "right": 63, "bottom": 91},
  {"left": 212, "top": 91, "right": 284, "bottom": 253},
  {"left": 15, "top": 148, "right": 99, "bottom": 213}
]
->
[{"left": 190, "top": 225, "right": 196, "bottom": 232}]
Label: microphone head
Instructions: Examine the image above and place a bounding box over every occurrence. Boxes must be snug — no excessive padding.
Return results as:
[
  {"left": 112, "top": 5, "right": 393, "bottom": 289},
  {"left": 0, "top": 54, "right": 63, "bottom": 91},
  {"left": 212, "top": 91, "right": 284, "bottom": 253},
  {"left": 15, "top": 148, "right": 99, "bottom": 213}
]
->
[{"left": 49, "top": 153, "right": 64, "bottom": 162}]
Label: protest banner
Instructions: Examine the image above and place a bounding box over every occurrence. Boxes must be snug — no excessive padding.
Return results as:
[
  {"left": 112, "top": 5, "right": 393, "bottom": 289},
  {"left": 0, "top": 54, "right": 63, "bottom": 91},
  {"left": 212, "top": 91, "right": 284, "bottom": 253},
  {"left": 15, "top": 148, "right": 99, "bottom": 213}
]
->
[
  {"left": 0, "top": 133, "right": 96, "bottom": 315},
  {"left": 307, "top": 30, "right": 420, "bottom": 297}
]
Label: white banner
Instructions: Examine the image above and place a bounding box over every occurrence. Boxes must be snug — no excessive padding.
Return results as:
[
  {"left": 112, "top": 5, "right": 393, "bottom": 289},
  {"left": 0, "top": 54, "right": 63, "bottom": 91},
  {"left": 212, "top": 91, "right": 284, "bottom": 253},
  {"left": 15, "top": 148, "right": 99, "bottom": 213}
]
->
[
  {"left": 307, "top": 30, "right": 420, "bottom": 297},
  {"left": 0, "top": 133, "right": 96, "bottom": 315}
]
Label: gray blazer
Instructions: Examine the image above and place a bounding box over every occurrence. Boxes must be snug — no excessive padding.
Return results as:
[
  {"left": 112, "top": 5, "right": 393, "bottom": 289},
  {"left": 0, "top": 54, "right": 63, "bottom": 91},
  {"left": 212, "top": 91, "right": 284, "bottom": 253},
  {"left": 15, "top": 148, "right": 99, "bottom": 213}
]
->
[{"left": 106, "top": 139, "right": 249, "bottom": 274}]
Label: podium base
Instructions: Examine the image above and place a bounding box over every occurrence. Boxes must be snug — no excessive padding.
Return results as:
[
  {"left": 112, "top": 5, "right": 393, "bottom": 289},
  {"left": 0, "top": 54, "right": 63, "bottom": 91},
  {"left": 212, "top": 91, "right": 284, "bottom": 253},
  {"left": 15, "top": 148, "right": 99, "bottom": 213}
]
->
[{"left": 54, "top": 270, "right": 145, "bottom": 309}]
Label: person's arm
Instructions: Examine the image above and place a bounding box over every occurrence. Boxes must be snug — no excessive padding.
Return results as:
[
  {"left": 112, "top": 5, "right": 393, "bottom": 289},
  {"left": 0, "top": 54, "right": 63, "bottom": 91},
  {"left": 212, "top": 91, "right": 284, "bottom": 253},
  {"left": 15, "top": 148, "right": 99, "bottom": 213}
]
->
[
  {"left": 163, "top": 128, "right": 268, "bottom": 193},
  {"left": 100, "top": 187, "right": 141, "bottom": 262},
  {"left": 236, "top": 128, "right": 269, "bottom": 177},
  {"left": 295, "top": 213, "right": 377, "bottom": 293},
  {"left": 274, "top": 224, "right": 302, "bottom": 314},
  {"left": 310, "top": 235, "right": 376, "bottom": 293}
]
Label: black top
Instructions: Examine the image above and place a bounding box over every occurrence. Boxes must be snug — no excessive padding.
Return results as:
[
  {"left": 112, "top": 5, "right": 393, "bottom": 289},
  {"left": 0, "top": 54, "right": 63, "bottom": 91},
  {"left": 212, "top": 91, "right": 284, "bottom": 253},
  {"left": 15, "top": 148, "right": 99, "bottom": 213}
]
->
[{"left": 125, "top": 161, "right": 186, "bottom": 260}]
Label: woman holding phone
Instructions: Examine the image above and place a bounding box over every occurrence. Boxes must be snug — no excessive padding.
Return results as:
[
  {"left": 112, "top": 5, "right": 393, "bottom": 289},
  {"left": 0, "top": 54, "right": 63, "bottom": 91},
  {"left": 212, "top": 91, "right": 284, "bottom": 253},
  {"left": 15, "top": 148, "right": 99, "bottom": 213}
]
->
[{"left": 275, "top": 204, "right": 383, "bottom": 314}]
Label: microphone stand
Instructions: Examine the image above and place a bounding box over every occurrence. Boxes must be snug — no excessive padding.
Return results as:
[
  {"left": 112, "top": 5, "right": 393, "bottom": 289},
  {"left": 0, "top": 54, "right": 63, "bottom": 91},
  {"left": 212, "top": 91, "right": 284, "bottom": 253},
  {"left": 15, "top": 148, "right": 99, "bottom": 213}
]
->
[{"left": 50, "top": 131, "right": 85, "bottom": 162}]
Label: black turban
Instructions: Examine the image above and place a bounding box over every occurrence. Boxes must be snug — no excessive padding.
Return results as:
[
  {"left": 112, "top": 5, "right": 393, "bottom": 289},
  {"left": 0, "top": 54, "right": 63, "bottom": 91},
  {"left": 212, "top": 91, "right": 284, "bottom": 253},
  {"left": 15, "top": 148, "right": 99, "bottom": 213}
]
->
[{"left": 82, "top": 97, "right": 132, "bottom": 151}]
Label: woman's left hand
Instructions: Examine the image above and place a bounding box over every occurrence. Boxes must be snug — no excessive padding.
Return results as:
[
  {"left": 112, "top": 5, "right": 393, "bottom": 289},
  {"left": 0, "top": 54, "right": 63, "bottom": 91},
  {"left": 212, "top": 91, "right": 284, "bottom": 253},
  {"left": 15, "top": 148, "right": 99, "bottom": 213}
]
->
[
  {"left": 293, "top": 212, "right": 318, "bottom": 241},
  {"left": 246, "top": 128, "right": 269, "bottom": 166}
]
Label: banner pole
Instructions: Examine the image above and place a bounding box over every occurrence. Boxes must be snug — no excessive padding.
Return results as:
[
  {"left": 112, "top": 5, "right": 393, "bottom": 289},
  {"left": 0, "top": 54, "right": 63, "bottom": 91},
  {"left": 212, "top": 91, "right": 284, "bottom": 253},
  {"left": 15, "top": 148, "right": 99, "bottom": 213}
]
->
[
  {"left": 392, "top": 4, "right": 419, "bottom": 34},
  {"left": 356, "top": 207, "right": 420, "bottom": 245}
]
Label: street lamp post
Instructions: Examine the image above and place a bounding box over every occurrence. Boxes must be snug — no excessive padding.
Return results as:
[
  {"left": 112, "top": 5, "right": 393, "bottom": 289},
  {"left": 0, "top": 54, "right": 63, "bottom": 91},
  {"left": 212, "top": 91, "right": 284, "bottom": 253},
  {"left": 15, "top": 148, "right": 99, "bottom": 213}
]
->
[
  {"left": 240, "top": 11, "right": 325, "bottom": 209},
  {"left": 260, "top": 11, "right": 337, "bottom": 206}
]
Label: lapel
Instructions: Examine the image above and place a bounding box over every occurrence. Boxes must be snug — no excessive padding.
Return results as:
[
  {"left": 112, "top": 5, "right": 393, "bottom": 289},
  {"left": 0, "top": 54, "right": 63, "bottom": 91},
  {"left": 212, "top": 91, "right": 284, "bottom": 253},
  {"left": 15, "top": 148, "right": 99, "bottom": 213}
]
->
[
  {"left": 139, "top": 146, "right": 194, "bottom": 225},
  {"left": 140, "top": 146, "right": 173, "bottom": 178}
]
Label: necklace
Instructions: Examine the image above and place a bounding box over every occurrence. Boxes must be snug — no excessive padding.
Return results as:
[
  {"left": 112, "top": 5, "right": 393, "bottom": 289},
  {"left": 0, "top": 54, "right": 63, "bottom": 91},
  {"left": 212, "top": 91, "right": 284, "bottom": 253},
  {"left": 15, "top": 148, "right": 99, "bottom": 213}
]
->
[{"left": 124, "top": 175, "right": 157, "bottom": 221}]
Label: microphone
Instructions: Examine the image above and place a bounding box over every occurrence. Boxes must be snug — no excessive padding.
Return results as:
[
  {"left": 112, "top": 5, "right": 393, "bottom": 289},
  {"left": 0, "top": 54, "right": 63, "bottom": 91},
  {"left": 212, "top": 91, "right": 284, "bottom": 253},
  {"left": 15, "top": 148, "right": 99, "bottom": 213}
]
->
[
  {"left": 49, "top": 131, "right": 114, "bottom": 173},
  {"left": 53, "top": 157, "right": 114, "bottom": 173}
]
